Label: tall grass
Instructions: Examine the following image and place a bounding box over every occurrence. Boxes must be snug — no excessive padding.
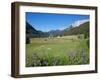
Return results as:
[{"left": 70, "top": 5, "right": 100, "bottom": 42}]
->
[{"left": 26, "top": 36, "right": 89, "bottom": 67}]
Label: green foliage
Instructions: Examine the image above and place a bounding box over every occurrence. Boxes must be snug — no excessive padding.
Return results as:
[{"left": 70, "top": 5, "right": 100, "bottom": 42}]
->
[
  {"left": 26, "top": 36, "right": 89, "bottom": 67},
  {"left": 26, "top": 21, "right": 90, "bottom": 67},
  {"left": 26, "top": 37, "right": 30, "bottom": 44},
  {"left": 86, "top": 38, "right": 89, "bottom": 48}
]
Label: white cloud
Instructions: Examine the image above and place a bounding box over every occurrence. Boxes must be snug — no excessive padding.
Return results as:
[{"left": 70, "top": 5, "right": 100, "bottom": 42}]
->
[{"left": 72, "top": 19, "right": 89, "bottom": 27}]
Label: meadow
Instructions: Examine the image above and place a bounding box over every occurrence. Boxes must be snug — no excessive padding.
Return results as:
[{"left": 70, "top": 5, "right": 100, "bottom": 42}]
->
[{"left": 26, "top": 35, "right": 89, "bottom": 67}]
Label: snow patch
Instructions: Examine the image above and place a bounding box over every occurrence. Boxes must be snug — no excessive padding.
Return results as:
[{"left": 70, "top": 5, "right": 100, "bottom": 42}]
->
[{"left": 72, "top": 19, "right": 89, "bottom": 27}]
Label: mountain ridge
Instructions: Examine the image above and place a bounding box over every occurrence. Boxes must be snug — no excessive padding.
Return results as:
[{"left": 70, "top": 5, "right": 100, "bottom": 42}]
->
[{"left": 26, "top": 20, "right": 89, "bottom": 38}]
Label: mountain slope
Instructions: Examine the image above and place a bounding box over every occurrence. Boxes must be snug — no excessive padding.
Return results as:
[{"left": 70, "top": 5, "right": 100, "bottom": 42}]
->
[
  {"left": 26, "top": 21, "right": 89, "bottom": 38},
  {"left": 26, "top": 21, "right": 40, "bottom": 38},
  {"left": 60, "top": 22, "right": 89, "bottom": 38},
  {"left": 26, "top": 22, "right": 49, "bottom": 38},
  {"left": 72, "top": 19, "right": 89, "bottom": 27}
]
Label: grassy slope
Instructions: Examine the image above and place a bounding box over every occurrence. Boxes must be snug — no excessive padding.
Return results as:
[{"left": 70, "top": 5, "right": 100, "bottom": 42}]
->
[
  {"left": 61, "top": 22, "right": 89, "bottom": 38},
  {"left": 26, "top": 36, "right": 89, "bottom": 67}
]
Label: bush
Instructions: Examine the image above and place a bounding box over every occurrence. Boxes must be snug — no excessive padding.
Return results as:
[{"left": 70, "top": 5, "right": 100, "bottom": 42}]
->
[
  {"left": 26, "top": 37, "right": 30, "bottom": 44},
  {"left": 87, "top": 38, "right": 89, "bottom": 48}
]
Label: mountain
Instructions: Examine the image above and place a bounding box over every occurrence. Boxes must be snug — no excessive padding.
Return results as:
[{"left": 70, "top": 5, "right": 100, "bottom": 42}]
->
[
  {"left": 46, "top": 19, "right": 90, "bottom": 38},
  {"left": 72, "top": 19, "right": 89, "bottom": 27},
  {"left": 26, "top": 20, "right": 89, "bottom": 38},
  {"left": 26, "top": 21, "right": 40, "bottom": 38},
  {"left": 26, "top": 22, "right": 49, "bottom": 38},
  {"left": 59, "top": 21, "right": 89, "bottom": 38},
  {"left": 47, "top": 30, "right": 61, "bottom": 37}
]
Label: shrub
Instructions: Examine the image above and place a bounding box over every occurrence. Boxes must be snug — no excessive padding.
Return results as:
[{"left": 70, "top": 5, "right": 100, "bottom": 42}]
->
[
  {"left": 86, "top": 38, "right": 89, "bottom": 48},
  {"left": 26, "top": 37, "right": 30, "bottom": 44}
]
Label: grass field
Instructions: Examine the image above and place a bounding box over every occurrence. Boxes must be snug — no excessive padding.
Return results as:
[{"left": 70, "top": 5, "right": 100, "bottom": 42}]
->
[{"left": 26, "top": 35, "right": 89, "bottom": 67}]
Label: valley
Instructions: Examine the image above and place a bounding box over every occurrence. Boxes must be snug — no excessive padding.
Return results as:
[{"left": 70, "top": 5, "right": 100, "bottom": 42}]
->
[
  {"left": 26, "top": 20, "right": 90, "bottom": 67},
  {"left": 26, "top": 35, "right": 89, "bottom": 67}
]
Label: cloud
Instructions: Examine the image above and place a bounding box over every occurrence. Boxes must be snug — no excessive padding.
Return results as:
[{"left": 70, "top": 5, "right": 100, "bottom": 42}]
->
[{"left": 72, "top": 19, "right": 89, "bottom": 27}]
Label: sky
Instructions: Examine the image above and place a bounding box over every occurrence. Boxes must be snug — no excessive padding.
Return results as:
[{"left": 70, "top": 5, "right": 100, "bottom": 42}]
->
[{"left": 26, "top": 12, "right": 89, "bottom": 32}]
